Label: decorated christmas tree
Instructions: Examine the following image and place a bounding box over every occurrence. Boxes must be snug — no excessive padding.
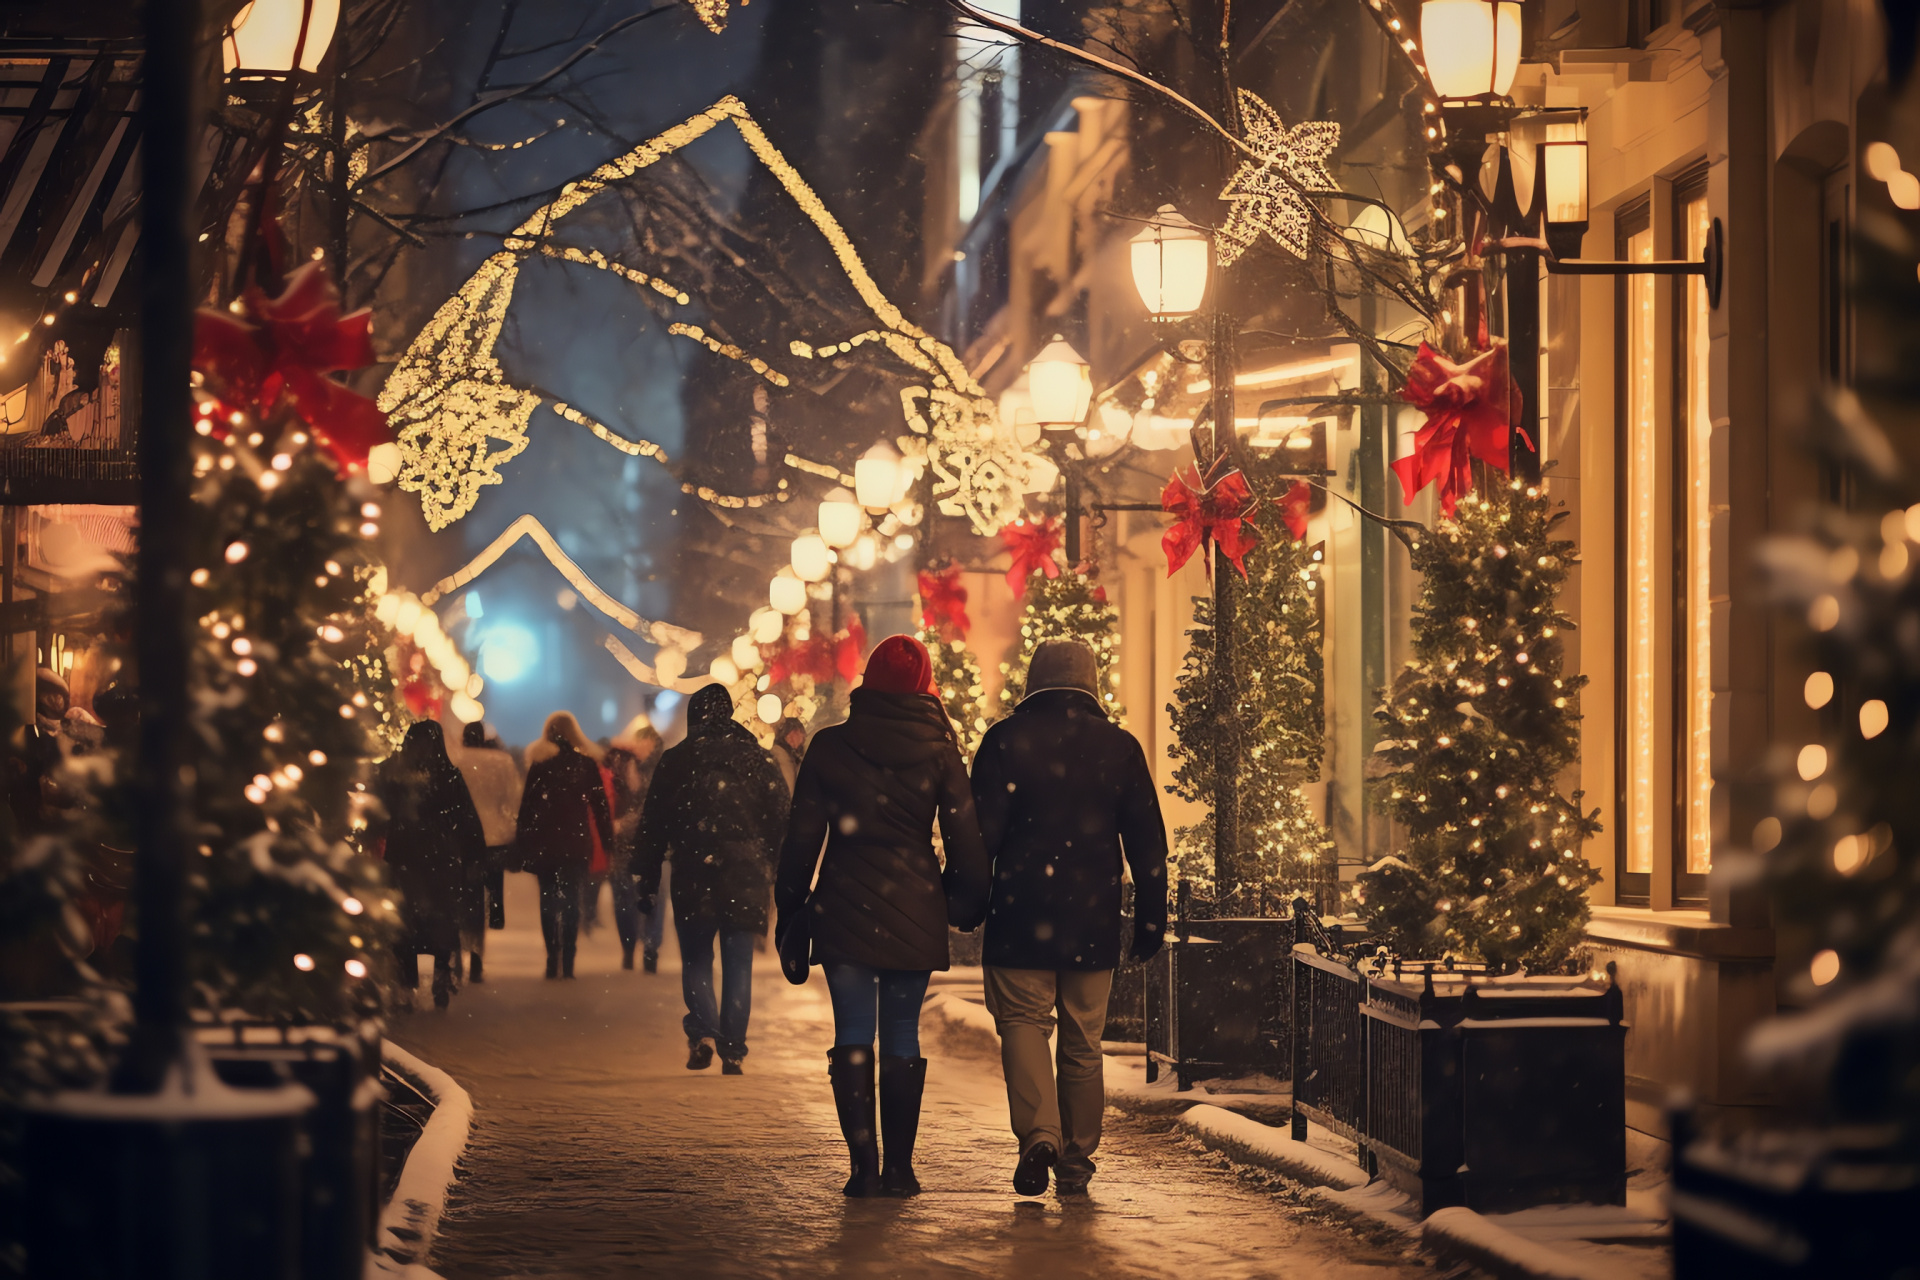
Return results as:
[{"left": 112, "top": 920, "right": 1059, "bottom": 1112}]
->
[
  {"left": 186, "top": 261, "right": 403, "bottom": 1024},
  {"left": 994, "top": 519, "right": 1124, "bottom": 719},
  {"left": 916, "top": 563, "right": 986, "bottom": 756},
  {"left": 1358, "top": 480, "right": 1600, "bottom": 973},
  {"left": 1167, "top": 500, "right": 1332, "bottom": 907}
]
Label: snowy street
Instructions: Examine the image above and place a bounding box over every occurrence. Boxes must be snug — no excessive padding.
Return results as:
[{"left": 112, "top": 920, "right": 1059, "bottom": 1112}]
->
[{"left": 388, "top": 874, "right": 1428, "bottom": 1279}]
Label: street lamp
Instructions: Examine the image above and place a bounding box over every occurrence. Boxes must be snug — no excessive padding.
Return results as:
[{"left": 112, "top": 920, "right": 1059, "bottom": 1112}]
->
[
  {"left": 854, "top": 441, "right": 904, "bottom": 510},
  {"left": 1419, "top": 0, "right": 1522, "bottom": 102},
  {"left": 790, "top": 532, "right": 832, "bottom": 583},
  {"left": 770, "top": 570, "right": 809, "bottom": 615},
  {"left": 223, "top": 0, "right": 342, "bottom": 77},
  {"left": 1541, "top": 113, "right": 1590, "bottom": 260},
  {"left": 1028, "top": 336, "right": 1091, "bottom": 430},
  {"left": 1130, "top": 206, "right": 1211, "bottom": 319}
]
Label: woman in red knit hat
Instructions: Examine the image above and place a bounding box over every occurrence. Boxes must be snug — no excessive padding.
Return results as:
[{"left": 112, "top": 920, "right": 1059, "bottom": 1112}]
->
[{"left": 775, "top": 634, "right": 989, "bottom": 1197}]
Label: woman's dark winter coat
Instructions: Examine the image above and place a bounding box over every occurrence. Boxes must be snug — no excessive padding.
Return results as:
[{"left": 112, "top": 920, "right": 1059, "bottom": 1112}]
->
[
  {"left": 969, "top": 687, "right": 1169, "bottom": 971},
  {"left": 634, "top": 686, "right": 789, "bottom": 932},
  {"left": 515, "top": 739, "right": 615, "bottom": 878},
  {"left": 375, "top": 721, "right": 488, "bottom": 955},
  {"left": 775, "top": 689, "right": 990, "bottom": 972}
]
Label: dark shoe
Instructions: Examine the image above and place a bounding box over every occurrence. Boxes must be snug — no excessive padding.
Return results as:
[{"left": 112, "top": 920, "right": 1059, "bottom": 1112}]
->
[
  {"left": 1055, "top": 1176, "right": 1090, "bottom": 1196},
  {"left": 544, "top": 950, "right": 559, "bottom": 980},
  {"left": 621, "top": 942, "right": 636, "bottom": 971},
  {"left": 827, "top": 1046, "right": 881, "bottom": 1197},
  {"left": 686, "top": 1038, "right": 715, "bottom": 1071},
  {"left": 721, "top": 1058, "right": 743, "bottom": 1076},
  {"left": 1013, "top": 1142, "right": 1057, "bottom": 1197},
  {"left": 468, "top": 952, "right": 485, "bottom": 984},
  {"left": 561, "top": 940, "right": 576, "bottom": 979},
  {"left": 642, "top": 948, "right": 659, "bottom": 974},
  {"left": 879, "top": 1056, "right": 927, "bottom": 1196}
]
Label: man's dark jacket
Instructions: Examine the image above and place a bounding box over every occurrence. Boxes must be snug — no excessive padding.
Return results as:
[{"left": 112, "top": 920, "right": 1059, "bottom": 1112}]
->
[
  {"left": 969, "top": 687, "right": 1168, "bottom": 970},
  {"left": 635, "top": 686, "right": 789, "bottom": 932},
  {"left": 775, "top": 689, "right": 989, "bottom": 971}
]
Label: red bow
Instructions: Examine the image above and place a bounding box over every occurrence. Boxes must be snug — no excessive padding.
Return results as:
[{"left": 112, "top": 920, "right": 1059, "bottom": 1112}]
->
[
  {"left": 1389, "top": 342, "right": 1519, "bottom": 517},
  {"left": 766, "top": 618, "right": 867, "bottom": 686},
  {"left": 1000, "top": 516, "right": 1063, "bottom": 598},
  {"left": 1161, "top": 464, "right": 1258, "bottom": 579},
  {"left": 916, "top": 564, "right": 971, "bottom": 640},
  {"left": 1277, "top": 480, "right": 1312, "bottom": 541},
  {"left": 192, "top": 261, "right": 391, "bottom": 473}
]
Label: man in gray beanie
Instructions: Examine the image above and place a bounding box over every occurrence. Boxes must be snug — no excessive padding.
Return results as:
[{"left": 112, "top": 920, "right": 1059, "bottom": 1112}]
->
[{"left": 967, "top": 637, "right": 1168, "bottom": 1197}]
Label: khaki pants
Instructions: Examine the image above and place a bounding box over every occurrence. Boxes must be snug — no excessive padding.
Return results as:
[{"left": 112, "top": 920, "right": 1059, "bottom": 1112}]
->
[{"left": 983, "top": 967, "right": 1112, "bottom": 1181}]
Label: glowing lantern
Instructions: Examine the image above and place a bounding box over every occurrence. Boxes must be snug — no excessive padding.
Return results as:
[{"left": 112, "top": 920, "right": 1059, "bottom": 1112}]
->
[
  {"left": 1028, "top": 336, "right": 1091, "bottom": 429},
  {"left": 770, "top": 571, "right": 808, "bottom": 616},
  {"left": 1419, "top": 0, "right": 1523, "bottom": 101},
  {"left": 224, "top": 0, "right": 342, "bottom": 75},
  {"left": 1129, "top": 206, "right": 1210, "bottom": 318},
  {"left": 818, "top": 488, "right": 863, "bottom": 548},
  {"left": 855, "top": 443, "right": 904, "bottom": 509}
]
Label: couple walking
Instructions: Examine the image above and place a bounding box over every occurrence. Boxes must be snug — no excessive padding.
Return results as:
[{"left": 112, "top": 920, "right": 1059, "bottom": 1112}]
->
[{"left": 778, "top": 633, "right": 1168, "bottom": 1198}]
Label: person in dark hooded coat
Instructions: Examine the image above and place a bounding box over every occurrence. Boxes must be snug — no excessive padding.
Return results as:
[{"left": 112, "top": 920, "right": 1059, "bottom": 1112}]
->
[
  {"left": 635, "top": 684, "right": 788, "bottom": 1074},
  {"left": 775, "top": 635, "right": 990, "bottom": 1199},
  {"left": 374, "top": 720, "right": 488, "bottom": 1011},
  {"left": 516, "top": 711, "right": 615, "bottom": 979}
]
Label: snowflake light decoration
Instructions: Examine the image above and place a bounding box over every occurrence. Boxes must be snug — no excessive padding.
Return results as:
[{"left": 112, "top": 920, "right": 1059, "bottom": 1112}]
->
[
  {"left": 901, "top": 385, "right": 1041, "bottom": 535},
  {"left": 690, "top": 0, "right": 732, "bottom": 33},
  {"left": 1216, "top": 90, "right": 1340, "bottom": 266}
]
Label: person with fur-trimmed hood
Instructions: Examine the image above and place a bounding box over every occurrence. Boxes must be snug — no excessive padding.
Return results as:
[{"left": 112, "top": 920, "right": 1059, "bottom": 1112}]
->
[
  {"left": 516, "top": 711, "right": 615, "bottom": 979},
  {"left": 635, "top": 684, "right": 789, "bottom": 1074}
]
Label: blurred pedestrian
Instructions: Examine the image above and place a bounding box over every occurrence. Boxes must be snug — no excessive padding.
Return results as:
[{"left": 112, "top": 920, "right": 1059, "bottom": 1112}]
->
[
  {"left": 450, "top": 720, "right": 523, "bottom": 983},
  {"left": 770, "top": 716, "right": 807, "bottom": 794},
  {"left": 636, "top": 685, "right": 787, "bottom": 1074},
  {"left": 776, "top": 635, "right": 989, "bottom": 1198},
  {"left": 970, "top": 638, "right": 1169, "bottom": 1197},
  {"left": 605, "top": 727, "right": 663, "bottom": 969},
  {"left": 374, "top": 720, "right": 488, "bottom": 1011},
  {"left": 517, "top": 711, "right": 614, "bottom": 979}
]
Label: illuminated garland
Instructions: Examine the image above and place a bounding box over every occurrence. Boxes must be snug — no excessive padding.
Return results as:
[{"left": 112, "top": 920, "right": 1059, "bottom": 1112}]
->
[
  {"left": 785, "top": 452, "right": 855, "bottom": 486},
  {"left": 419, "top": 513, "right": 701, "bottom": 653},
  {"left": 380, "top": 95, "right": 1047, "bottom": 534},
  {"left": 552, "top": 402, "right": 671, "bottom": 462},
  {"left": 690, "top": 0, "right": 730, "bottom": 34}
]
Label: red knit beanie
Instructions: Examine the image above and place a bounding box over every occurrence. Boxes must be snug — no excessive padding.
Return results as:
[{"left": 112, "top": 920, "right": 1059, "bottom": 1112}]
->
[{"left": 861, "top": 634, "right": 935, "bottom": 695}]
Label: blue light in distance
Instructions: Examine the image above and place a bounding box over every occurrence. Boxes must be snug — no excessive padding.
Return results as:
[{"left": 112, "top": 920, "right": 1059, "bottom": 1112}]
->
[
  {"left": 480, "top": 623, "right": 539, "bottom": 684},
  {"left": 465, "top": 591, "right": 484, "bottom": 619}
]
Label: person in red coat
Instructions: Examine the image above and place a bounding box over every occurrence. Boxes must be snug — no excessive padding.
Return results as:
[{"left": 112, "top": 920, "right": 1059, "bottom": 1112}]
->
[{"left": 515, "top": 711, "right": 614, "bottom": 979}]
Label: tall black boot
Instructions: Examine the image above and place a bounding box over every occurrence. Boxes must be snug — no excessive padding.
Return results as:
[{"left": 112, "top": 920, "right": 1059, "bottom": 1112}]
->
[
  {"left": 878, "top": 1056, "right": 927, "bottom": 1196},
  {"left": 826, "top": 1047, "right": 881, "bottom": 1197},
  {"left": 561, "top": 932, "right": 577, "bottom": 979}
]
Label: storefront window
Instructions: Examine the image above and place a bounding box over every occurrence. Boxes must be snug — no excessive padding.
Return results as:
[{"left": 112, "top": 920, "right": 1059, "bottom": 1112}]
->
[
  {"left": 1680, "top": 180, "right": 1714, "bottom": 891},
  {"left": 1619, "top": 201, "right": 1658, "bottom": 899}
]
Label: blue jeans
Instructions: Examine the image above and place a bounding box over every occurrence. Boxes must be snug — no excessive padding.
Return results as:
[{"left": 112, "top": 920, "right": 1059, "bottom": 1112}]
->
[
  {"left": 676, "top": 917, "right": 755, "bottom": 1060},
  {"left": 823, "top": 963, "right": 932, "bottom": 1058}
]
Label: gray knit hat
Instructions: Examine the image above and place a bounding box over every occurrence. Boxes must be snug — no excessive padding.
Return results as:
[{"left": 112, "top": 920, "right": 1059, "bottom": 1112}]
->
[{"left": 1026, "top": 638, "right": 1099, "bottom": 698}]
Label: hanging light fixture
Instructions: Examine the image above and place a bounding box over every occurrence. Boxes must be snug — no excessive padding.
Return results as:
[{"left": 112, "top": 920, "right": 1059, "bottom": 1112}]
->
[
  {"left": 731, "top": 634, "right": 761, "bottom": 670},
  {"left": 1419, "top": 0, "right": 1523, "bottom": 102},
  {"left": 223, "top": 0, "right": 343, "bottom": 76},
  {"left": 790, "top": 532, "right": 833, "bottom": 583},
  {"left": 855, "top": 442, "right": 904, "bottom": 510},
  {"left": 818, "top": 487, "right": 864, "bottom": 548},
  {"left": 1541, "top": 111, "right": 1590, "bottom": 260},
  {"left": 1129, "top": 206, "right": 1211, "bottom": 319},
  {"left": 1028, "top": 336, "right": 1092, "bottom": 430},
  {"left": 748, "top": 607, "right": 785, "bottom": 644},
  {"left": 769, "top": 571, "right": 809, "bottom": 616}
]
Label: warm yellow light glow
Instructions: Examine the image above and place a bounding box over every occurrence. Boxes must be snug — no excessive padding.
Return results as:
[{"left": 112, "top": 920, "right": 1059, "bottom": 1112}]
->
[
  {"left": 1809, "top": 949, "right": 1841, "bottom": 986},
  {"left": 1129, "top": 205, "right": 1210, "bottom": 318},
  {"left": 749, "top": 607, "right": 784, "bottom": 645},
  {"left": 791, "top": 534, "right": 832, "bottom": 583},
  {"left": 1684, "top": 194, "right": 1716, "bottom": 877},
  {"left": 1797, "top": 744, "right": 1828, "bottom": 781},
  {"left": 1860, "top": 699, "right": 1889, "bottom": 739},
  {"left": 818, "top": 488, "right": 863, "bottom": 548},
  {"left": 1543, "top": 140, "right": 1588, "bottom": 227},
  {"left": 1028, "top": 337, "right": 1091, "bottom": 427},
  {"left": 1805, "top": 671, "right": 1834, "bottom": 708},
  {"left": 757, "top": 693, "right": 783, "bottom": 724},
  {"left": 1420, "top": 0, "right": 1522, "bottom": 99},
  {"left": 1624, "top": 224, "right": 1657, "bottom": 878},
  {"left": 770, "top": 571, "right": 809, "bottom": 615},
  {"left": 1865, "top": 142, "right": 1902, "bottom": 183},
  {"left": 731, "top": 635, "right": 760, "bottom": 670},
  {"left": 223, "top": 0, "right": 341, "bottom": 74}
]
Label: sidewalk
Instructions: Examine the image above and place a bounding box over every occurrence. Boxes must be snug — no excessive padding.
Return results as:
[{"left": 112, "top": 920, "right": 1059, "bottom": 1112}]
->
[{"left": 924, "top": 970, "right": 1673, "bottom": 1280}]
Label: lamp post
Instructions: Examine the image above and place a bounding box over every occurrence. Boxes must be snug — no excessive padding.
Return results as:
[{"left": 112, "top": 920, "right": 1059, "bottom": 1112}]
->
[
  {"left": 1027, "top": 335, "right": 1093, "bottom": 564},
  {"left": 1127, "top": 204, "right": 1247, "bottom": 904}
]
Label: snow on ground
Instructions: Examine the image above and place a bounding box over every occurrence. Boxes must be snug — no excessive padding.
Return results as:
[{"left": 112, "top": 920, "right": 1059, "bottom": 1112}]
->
[{"left": 386, "top": 875, "right": 1428, "bottom": 1279}]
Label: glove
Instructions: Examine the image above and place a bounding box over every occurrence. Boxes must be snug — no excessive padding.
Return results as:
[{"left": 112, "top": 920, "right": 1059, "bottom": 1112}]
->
[{"left": 1128, "top": 925, "right": 1164, "bottom": 963}]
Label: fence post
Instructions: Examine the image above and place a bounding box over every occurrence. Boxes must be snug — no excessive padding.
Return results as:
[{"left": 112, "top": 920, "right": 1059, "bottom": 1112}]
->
[{"left": 1290, "top": 894, "right": 1309, "bottom": 1142}]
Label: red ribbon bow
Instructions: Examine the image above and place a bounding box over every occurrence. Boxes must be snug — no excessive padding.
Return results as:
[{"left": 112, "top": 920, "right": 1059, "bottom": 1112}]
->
[
  {"left": 1277, "top": 480, "right": 1312, "bottom": 542},
  {"left": 192, "top": 261, "right": 391, "bottom": 474},
  {"left": 1161, "top": 463, "right": 1258, "bottom": 579},
  {"left": 1389, "top": 342, "right": 1520, "bottom": 517},
  {"left": 1000, "top": 516, "right": 1063, "bottom": 598},
  {"left": 916, "top": 564, "right": 972, "bottom": 640},
  {"left": 766, "top": 618, "right": 867, "bottom": 687}
]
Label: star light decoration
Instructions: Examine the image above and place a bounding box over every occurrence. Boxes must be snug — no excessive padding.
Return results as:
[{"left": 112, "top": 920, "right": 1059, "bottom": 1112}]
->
[
  {"left": 1216, "top": 90, "right": 1341, "bottom": 266},
  {"left": 379, "top": 94, "right": 1047, "bottom": 536}
]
